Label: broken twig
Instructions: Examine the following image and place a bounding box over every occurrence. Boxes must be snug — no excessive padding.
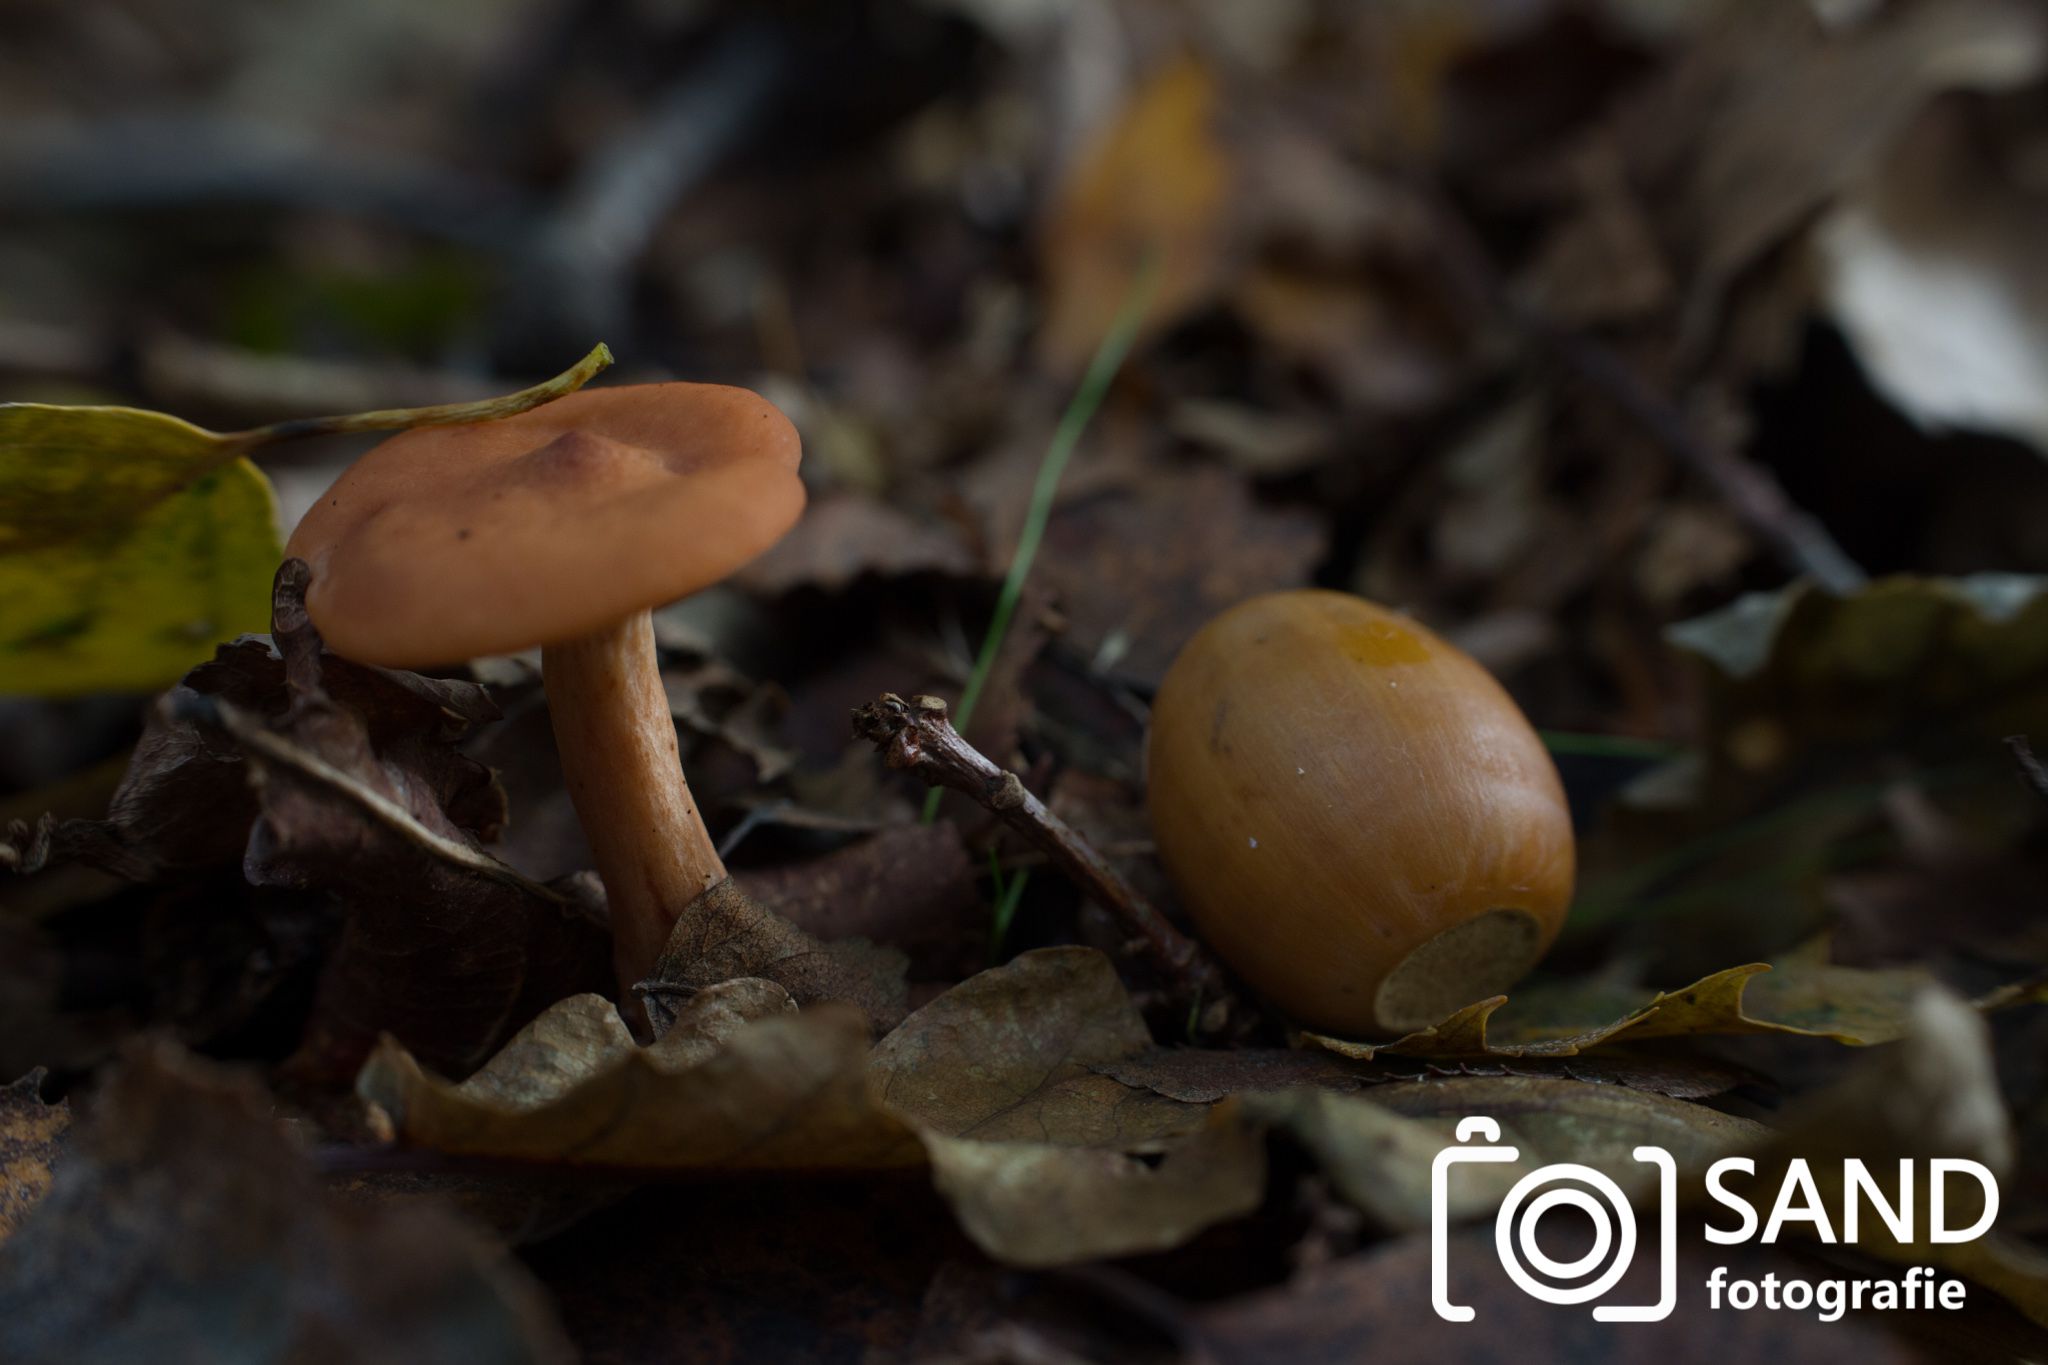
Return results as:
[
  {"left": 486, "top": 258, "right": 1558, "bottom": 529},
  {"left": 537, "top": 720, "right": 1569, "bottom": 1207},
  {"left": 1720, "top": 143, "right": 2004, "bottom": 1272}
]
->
[{"left": 853, "top": 692, "right": 1244, "bottom": 1036}]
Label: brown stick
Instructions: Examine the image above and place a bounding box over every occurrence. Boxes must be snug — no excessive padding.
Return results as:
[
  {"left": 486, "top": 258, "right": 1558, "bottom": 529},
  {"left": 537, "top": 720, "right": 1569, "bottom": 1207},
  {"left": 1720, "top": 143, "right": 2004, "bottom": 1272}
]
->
[
  {"left": 852, "top": 693, "right": 1242, "bottom": 1033},
  {"left": 545, "top": 610, "right": 724, "bottom": 991}
]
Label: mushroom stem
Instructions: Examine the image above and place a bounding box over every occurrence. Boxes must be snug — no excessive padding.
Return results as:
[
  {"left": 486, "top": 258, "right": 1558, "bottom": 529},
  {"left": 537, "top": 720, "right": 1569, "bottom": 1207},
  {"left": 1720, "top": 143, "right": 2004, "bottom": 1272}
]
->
[{"left": 543, "top": 610, "right": 723, "bottom": 989}]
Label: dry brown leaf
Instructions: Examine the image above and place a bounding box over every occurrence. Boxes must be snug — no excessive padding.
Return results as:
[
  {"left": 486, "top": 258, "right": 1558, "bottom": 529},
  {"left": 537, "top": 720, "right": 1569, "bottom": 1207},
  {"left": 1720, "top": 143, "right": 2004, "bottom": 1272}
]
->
[
  {"left": 360, "top": 981, "right": 922, "bottom": 1171},
  {"left": 735, "top": 823, "right": 985, "bottom": 981},
  {"left": 644, "top": 877, "right": 909, "bottom": 1037},
  {"left": 923, "top": 1119, "right": 1264, "bottom": 1269},
  {"left": 1038, "top": 56, "right": 1232, "bottom": 373},
  {"left": 0, "top": 1073, "right": 65, "bottom": 1246},
  {"left": 1032, "top": 465, "right": 1327, "bottom": 686},
  {"left": 1303, "top": 955, "right": 1938, "bottom": 1061},
  {"left": 731, "top": 492, "right": 978, "bottom": 596},
  {"left": 360, "top": 948, "right": 1260, "bottom": 1268},
  {"left": 0, "top": 1041, "right": 571, "bottom": 1364}
]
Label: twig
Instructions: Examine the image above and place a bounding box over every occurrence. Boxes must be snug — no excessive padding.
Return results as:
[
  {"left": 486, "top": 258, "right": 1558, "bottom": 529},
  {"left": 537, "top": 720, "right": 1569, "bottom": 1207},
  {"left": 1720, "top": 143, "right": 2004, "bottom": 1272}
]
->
[
  {"left": 853, "top": 693, "right": 1244, "bottom": 1034},
  {"left": 2005, "top": 736, "right": 2048, "bottom": 807},
  {"left": 1421, "top": 193, "right": 1867, "bottom": 595}
]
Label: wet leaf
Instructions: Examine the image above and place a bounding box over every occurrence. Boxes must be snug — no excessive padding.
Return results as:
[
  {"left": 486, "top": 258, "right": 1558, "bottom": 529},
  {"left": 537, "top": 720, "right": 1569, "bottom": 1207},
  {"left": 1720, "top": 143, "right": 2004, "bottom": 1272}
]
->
[
  {"left": 1038, "top": 57, "right": 1232, "bottom": 373},
  {"left": 0, "top": 345, "right": 611, "bottom": 695},
  {"left": 0, "top": 1072, "right": 66, "bottom": 1246},
  {"left": 0, "top": 1041, "right": 571, "bottom": 1364}
]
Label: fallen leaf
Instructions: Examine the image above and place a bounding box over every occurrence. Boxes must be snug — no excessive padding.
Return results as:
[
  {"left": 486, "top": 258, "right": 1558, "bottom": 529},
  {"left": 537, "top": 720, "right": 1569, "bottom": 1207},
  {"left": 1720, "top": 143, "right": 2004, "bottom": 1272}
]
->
[
  {"left": 734, "top": 823, "right": 987, "bottom": 980},
  {"left": 1194, "top": 1231, "right": 1923, "bottom": 1364},
  {"left": 360, "top": 981, "right": 924, "bottom": 1170},
  {"left": 923, "top": 1119, "right": 1264, "bottom": 1269},
  {"left": 1818, "top": 100, "right": 2048, "bottom": 456},
  {"left": 1742, "top": 987, "right": 2048, "bottom": 1329},
  {"left": 1252, "top": 1075, "right": 1768, "bottom": 1236},
  {"left": 1031, "top": 465, "right": 1327, "bottom": 686},
  {"left": 1302, "top": 952, "right": 1941, "bottom": 1061},
  {"left": 362, "top": 948, "right": 1263, "bottom": 1268},
  {"left": 0, "top": 1041, "right": 571, "bottom": 1364},
  {"left": 0, "top": 1072, "right": 65, "bottom": 1246},
  {"left": 731, "top": 491, "right": 978, "bottom": 595},
  {"left": 644, "top": 877, "right": 909, "bottom": 1037},
  {"left": 234, "top": 564, "right": 613, "bottom": 1082},
  {"left": 1038, "top": 57, "right": 1232, "bottom": 373},
  {"left": 1591, "top": 0, "right": 2045, "bottom": 350},
  {"left": 0, "top": 345, "right": 611, "bottom": 695},
  {"left": 869, "top": 947, "right": 1207, "bottom": 1144},
  {"left": 1665, "top": 574, "right": 2048, "bottom": 792}
]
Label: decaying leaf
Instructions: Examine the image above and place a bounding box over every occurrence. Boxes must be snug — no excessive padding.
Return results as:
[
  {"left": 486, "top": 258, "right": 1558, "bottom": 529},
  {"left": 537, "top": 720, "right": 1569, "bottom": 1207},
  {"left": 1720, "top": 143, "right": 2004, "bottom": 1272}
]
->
[
  {"left": 643, "top": 877, "right": 909, "bottom": 1037},
  {"left": 1250, "top": 1074, "right": 1769, "bottom": 1236},
  {"left": 361, "top": 982, "right": 924, "bottom": 1170},
  {"left": 922, "top": 1119, "right": 1264, "bottom": 1269},
  {"left": 0, "top": 345, "right": 611, "bottom": 695},
  {"left": 1038, "top": 57, "right": 1232, "bottom": 373},
  {"left": 870, "top": 947, "right": 1209, "bottom": 1144},
  {"left": 361, "top": 948, "right": 1262, "bottom": 1267},
  {"left": 734, "top": 822, "right": 986, "bottom": 981},
  {"left": 0, "top": 1072, "right": 66, "bottom": 1246},
  {"left": 1581, "top": 0, "right": 2045, "bottom": 350},
  {"left": 0, "top": 1041, "right": 571, "bottom": 1365},
  {"left": 1194, "top": 1230, "right": 1924, "bottom": 1364},
  {"left": 731, "top": 492, "right": 978, "bottom": 596},
  {"left": 1819, "top": 100, "right": 2048, "bottom": 456},
  {"left": 1665, "top": 573, "right": 2048, "bottom": 789},
  {"left": 235, "top": 568, "right": 611, "bottom": 1081},
  {"left": 1302, "top": 954, "right": 1936, "bottom": 1061},
  {"left": 1032, "top": 465, "right": 1327, "bottom": 685},
  {"left": 1740, "top": 987, "right": 2048, "bottom": 1329}
]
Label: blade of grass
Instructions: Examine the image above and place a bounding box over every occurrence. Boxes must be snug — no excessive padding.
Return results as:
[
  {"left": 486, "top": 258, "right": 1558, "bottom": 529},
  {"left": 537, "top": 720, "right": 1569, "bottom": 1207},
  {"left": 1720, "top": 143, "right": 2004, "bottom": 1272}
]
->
[{"left": 922, "top": 248, "right": 1163, "bottom": 822}]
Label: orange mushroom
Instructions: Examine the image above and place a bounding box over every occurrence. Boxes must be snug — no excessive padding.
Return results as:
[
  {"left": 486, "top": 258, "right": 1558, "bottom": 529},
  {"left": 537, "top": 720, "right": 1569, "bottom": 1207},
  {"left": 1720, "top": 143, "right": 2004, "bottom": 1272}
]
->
[{"left": 287, "top": 383, "right": 804, "bottom": 993}]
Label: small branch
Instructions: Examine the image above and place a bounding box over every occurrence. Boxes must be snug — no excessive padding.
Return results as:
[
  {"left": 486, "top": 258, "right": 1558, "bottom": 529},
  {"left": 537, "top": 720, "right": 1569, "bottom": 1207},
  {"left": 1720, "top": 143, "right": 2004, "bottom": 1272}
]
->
[
  {"left": 853, "top": 693, "right": 1244, "bottom": 1034},
  {"left": 2005, "top": 736, "right": 2048, "bottom": 807}
]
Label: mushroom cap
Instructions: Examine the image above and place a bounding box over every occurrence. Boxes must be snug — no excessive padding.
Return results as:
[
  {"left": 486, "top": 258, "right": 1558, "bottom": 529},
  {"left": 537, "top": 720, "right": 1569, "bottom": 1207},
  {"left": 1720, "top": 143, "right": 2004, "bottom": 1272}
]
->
[{"left": 286, "top": 382, "right": 803, "bottom": 666}]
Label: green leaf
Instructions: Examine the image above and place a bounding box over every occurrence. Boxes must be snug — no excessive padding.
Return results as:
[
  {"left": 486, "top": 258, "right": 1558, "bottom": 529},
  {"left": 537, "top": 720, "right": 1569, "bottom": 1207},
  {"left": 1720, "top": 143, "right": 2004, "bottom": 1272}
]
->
[
  {"left": 0, "top": 344, "right": 613, "bottom": 695},
  {"left": 0, "top": 459, "right": 279, "bottom": 695}
]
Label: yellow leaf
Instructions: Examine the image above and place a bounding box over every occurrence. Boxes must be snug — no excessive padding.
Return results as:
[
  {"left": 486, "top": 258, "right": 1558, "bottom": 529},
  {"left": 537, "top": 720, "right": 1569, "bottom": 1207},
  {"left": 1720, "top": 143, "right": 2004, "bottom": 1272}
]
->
[
  {"left": 1038, "top": 58, "right": 1231, "bottom": 373},
  {"left": 0, "top": 344, "right": 613, "bottom": 695}
]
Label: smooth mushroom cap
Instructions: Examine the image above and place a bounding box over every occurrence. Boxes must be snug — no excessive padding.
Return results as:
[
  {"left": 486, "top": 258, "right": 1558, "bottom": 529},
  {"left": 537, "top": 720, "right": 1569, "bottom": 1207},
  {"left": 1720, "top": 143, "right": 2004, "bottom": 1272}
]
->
[{"left": 286, "top": 383, "right": 803, "bottom": 666}]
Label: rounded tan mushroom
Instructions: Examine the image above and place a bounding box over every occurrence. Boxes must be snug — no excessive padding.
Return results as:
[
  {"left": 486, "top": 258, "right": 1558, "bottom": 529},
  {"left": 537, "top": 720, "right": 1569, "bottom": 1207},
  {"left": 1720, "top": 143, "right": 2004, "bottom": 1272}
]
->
[{"left": 287, "top": 382, "right": 803, "bottom": 992}]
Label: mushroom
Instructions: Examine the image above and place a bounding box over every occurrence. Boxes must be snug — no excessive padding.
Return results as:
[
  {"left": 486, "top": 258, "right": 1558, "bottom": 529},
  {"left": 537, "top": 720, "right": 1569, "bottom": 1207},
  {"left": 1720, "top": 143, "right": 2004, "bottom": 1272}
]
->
[{"left": 286, "top": 382, "right": 803, "bottom": 991}]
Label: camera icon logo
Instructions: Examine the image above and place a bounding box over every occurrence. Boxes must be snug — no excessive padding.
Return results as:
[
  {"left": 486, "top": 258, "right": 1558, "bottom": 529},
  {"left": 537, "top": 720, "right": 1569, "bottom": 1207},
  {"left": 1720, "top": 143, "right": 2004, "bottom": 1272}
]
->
[{"left": 1432, "top": 1116, "right": 1676, "bottom": 1323}]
